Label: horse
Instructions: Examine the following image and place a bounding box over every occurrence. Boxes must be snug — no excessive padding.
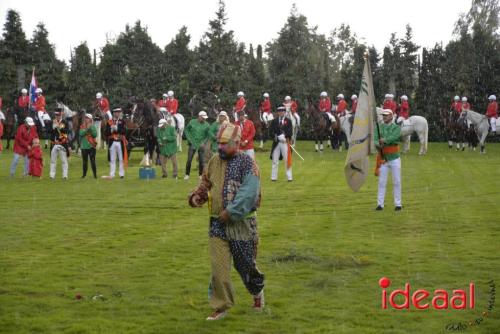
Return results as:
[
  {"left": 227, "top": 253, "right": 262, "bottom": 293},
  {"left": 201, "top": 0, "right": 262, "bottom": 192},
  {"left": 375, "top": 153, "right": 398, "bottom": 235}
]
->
[
  {"left": 337, "top": 110, "right": 354, "bottom": 150},
  {"left": 284, "top": 109, "right": 300, "bottom": 146},
  {"left": 440, "top": 108, "right": 468, "bottom": 150},
  {"left": 458, "top": 109, "right": 490, "bottom": 153},
  {"left": 376, "top": 107, "right": 428, "bottom": 155},
  {"left": 189, "top": 92, "right": 221, "bottom": 119},
  {"left": 305, "top": 99, "right": 337, "bottom": 152},
  {"left": 3, "top": 107, "right": 18, "bottom": 150}
]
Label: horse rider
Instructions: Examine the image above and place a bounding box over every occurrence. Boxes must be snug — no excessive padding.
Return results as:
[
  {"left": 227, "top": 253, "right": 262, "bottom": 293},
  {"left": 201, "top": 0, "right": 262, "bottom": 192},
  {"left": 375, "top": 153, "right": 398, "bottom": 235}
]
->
[
  {"left": 351, "top": 95, "right": 358, "bottom": 114},
  {"left": 397, "top": 95, "right": 410, "bottom": 124},
  {"left": 319, "top": 91, "right": 335, "bottom": 124},
  {"left": 260, "top": 93, "right": 273, "bottom": 125},
  {"left": 461, "top": 97, "right": 471, "bottom": 111},
  {"left": 166, "top": 90, "right": 180, "bottom": 128},
  {"left": 486, "top": 95, "right": 498, "bottom": 134},
  {"left": 450, "top": 95, "right": 462, "bottom": 114},
  {"left": 375, "top": 109, "right": 402, "bottom": 211},
  {"left": 336, "top": 94, "right": 348, "bottom": 117},
  {"left": 33, "top": 88, "right": 47, "bottom": 129},
  {"left": 270, "top": 106, "right": 293, "bottom": 182},
  {"left": 96, "top": 92, "right": 112, "bottom": 121},
  {"left": 49, "top": 108, "right": 69, "bottom": 179},
  {"left": 0, "top": 95, "right": 4, "bottom": 125},
  {"left": 103, "top": 108, "right": 127, "bottom": 179},
  {"left": 158, "top": 93, "right": 168, "bottom": 110},
  {"left": 383, "top": 94, "right": 397, "bottom": 114},
  {"left": 235, "top": 112, "right": 256, "bottom": 159},
  {"left": 233, "top": 91, "right": 246, "bottom": 120},
  {"left": 17, "top": 88, "right": 30, "bottom": 123},
  {"left": 283, "top": 96, "right": 300, "bottom": 127}
]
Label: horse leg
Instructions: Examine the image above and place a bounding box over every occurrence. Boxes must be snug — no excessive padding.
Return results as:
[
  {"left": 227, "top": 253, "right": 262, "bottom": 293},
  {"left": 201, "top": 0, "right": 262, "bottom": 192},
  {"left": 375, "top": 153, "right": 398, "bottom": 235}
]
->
[
  {"left": 319, "top": 140, "right": 324, "bottom": 152},
  {"left": 315, "top": 139, "right": 319, "bottom": 152}
]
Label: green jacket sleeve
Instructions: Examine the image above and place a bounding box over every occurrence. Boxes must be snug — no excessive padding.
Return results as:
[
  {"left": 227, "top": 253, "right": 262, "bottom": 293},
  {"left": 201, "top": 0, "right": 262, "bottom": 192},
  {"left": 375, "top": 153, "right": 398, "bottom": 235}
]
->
[{"left": 226, "top": 172, "right": 260, "bottom": 222}]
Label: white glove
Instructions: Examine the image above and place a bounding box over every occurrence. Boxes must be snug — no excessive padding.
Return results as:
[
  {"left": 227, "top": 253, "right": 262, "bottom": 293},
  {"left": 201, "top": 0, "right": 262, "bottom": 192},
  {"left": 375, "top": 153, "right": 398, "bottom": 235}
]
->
[{"left": 278, "top": 134, "right": 286, "bottom": 143}]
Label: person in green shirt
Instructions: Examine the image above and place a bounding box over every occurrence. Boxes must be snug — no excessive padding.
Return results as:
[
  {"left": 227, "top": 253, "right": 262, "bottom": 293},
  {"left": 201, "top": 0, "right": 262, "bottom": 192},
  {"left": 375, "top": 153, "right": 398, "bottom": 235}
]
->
[
  {"left": 374, "top": 109, "right": 402, "bottom": 211},
  {"left": 157, "top": 118, "right": 178, "bottom": 178},
  {"left": 79, "top": 113, "right": 98, "bottom": 178},
  {"left": 184, "top": 111, "right": 210, "bottom": 180}
]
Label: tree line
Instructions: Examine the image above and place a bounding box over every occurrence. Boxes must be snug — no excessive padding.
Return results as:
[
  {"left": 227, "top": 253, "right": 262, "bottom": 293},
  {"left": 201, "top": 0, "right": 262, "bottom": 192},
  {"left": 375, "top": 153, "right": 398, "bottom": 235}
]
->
[{"left": 0, "top": 0, "right": 498, "bottom": 140}]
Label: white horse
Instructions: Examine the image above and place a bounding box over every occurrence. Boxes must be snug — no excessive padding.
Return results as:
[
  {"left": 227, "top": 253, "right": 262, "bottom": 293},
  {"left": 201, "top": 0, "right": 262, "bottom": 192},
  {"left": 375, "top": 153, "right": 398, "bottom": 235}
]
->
[
  {"left": 339, "top": 111, "right": 353, "bottom": 146},
  {"left": 459, "top": 109, "right": 489, "bottom": 153},
  {"left": 376, "top": 107, "right": 428, "bottom": 155},
  {"left": 285, "top": 109, "right": 299, "bottom": 146}
]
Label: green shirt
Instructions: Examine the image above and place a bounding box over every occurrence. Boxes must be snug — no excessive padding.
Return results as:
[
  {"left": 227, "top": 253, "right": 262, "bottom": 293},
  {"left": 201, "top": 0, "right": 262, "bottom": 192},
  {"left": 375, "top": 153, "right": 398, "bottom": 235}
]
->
[
  {"left": 157, "top": 125, "right": 177, "bottom": 157},
  {"left": 185, "top": 119, "right": 209, "bottom": 150},
  {"left": 208, "top": 121, "right": 221, "bottom": 152},
  {"left": 374, "top": 122, "right": 401, "bottom": 161},
  {"left": 79, "top": 125, "right": 97, "bottom": 150}
]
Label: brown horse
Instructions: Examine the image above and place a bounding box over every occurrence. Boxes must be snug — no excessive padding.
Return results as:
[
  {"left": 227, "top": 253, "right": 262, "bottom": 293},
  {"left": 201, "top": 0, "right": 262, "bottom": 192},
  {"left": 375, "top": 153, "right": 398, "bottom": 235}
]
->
[
  {"left": 244, "top": 107, "right": 268, "bottom": 150},
  {"left": 305, "top": 99, "right": 339, "bottom": 152},
  {"left": 440, "top": 108, "right": 468, "bottom": 150}
]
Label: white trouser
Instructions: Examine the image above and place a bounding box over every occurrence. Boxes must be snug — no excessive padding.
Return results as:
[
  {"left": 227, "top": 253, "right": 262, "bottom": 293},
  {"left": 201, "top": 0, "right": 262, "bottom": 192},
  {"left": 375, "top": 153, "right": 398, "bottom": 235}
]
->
[
  {"left": 262, "top": 112, "right": 274, "bottom": 124},
  {"left": 293, "top": 113, "right": 300, "bottom": 127},
  {"left": 242, "top": 149, "right": 255, "bottom": 159},
  {"left": 0, "top": 110, "right": 5, "bottom": 121},
  {"left": 489, "top": 117, "right": 497, "bottom": 132},
  {"left": 106, "top": 111, "right": 112, "bottom": 120},
  {"left": 377, "top": 157, "right": 401, "bottom": 207},
  {"left": 326, "top": 112, "right": 335, "bottom": 122},
  {"left": 109, "top": 141, "right": 124, "bottom": 177},
  {"left": 50, "top": 144, "right": 68, "bottom": 178},
  {"left": 396, "top": 116, "right": 405, "bottom": 124},
  {"left": 37, "top": 111, "right": 45, "bottom": 127},
  {"left": 271, "top": 141, "right": 292, "bottom": 181}
]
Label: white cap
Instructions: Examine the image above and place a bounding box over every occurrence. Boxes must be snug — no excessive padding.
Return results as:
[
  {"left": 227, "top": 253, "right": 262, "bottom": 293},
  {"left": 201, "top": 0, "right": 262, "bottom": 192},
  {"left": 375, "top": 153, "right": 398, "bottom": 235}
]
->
[
  {"left": 488, "top": 95, "right": 496, "bottom": 100},
  {"left": 162, "top": 93, "right": 168, "bottom": 98},
  {"left": 381, "top": 109, "right": 393, "bottom": 115},
  {"left": 454, "top": 95, "right": 460, "bottom": 101},
  {"left": 462, "top": 97, "right": 467, "bottom": 102},
  {"left": 389, "top": 94, "right": 394, "bottom": 98},
  {"left": 385, "top": 94, "right": 390, "bottom": 99},
  {"left": 158, "top": 119, "right": 167, "bottom": 127},
  {"left": 401, "top": 95, "right": 408, "bottom": 101},
  {"left": 263, "top": 93, "right": 269, "bottom": 98},
  {"left": 96, "top": 92, "right": 102, "bottom": 99},
  {"left": 198, "top": 111, "right": 208, "bottom": 119},
  {"left": 237, "top": 91, "right": 244, "bottom": 97},
  {"left": 351, "top": 94, "right": 357, "bottom": 100},
  {"left": 113, "top": 108, "right": 122, "bottom": 113},
  {"left": 159, "top": 107, "right": 167, "bottom": 112},
  {"left": 25, "top": 117, "right": 35, "bottom": 126},
  {"left": 35, "top": 88, "right": 42, "bottom": 94},
  {"left": 168, "top": 90, "right": 174, "bottom": 97},
  {"left": 219, "top": 111, "right": 228, "bottom": 117},
  {"left": 85, "top": 113, "right": 93, "bottom": 120},
  {"left": 320, "top": 91, "right": 327, "bottom": 97},
  {"left": 21, "top": 88, "right": 27, "bottom": 94},
  {"left": 285, "top": 96, "right": 291, "bottom": 101},
  {"left": 337, "top": 93, "right": 344, "bottom": 99}
]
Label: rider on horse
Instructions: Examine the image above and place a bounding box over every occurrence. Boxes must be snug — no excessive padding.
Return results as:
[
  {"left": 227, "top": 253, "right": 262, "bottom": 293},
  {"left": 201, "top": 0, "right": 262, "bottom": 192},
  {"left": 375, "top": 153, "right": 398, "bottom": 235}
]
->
[
  {"left": 319, "top": 91, "right": 335, "bottom": 125},
  {"left": 283, "top": 96, "right": 299, "bottom": 126},
  {"left": 33, "top": 88, "right": 47, "bottom": 129},
  {"left": 260, "top": 93, "right": 273, "bottom": 126},
  {"left": 351, "top": 94, "right": 358, "bottom": 114},
  {"left": 96, "top": 92, "right": 112, "bottom": 121},
  {"left": 166, "top": 90, "right": 180, "bottom": 129},
  {"left": 335, "top": 94, "right": 347, "bottom": 117},
  {"left": 233, "top": 91, "right": 246, "bottom": 120},
  {"left": 383, "top": 94, "right": 397, "bottom": 115},
  {"left": 397, "top": 95, "right": 410, "bottom": 124},
  {"left": 450, "top": 96, "right": 462, "bottom": 114},
  {"left": 486, "top": 95, "right": 498, "bottom": 134}
]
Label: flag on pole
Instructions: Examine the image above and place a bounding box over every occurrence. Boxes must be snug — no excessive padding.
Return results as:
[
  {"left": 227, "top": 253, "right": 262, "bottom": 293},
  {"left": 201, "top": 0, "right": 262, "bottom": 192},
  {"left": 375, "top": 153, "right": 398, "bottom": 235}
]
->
[
  {"left": 29, "top": 68, "right": 37, "bottom": 107},
  {"left": 344, "top": 53, "right": 376, "bottom": 192}
]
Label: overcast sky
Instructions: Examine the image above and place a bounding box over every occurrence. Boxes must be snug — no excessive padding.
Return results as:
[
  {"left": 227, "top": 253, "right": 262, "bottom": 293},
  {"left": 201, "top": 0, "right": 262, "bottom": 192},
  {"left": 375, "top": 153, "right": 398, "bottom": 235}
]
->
[{"left": 0, "top": 0, "right": 472, "bottom": 63}]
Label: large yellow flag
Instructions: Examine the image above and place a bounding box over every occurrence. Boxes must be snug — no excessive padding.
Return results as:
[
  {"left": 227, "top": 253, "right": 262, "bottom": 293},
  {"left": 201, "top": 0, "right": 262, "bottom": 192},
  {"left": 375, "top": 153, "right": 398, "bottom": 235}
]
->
[{"left": 344, "top": 55, "right": 376, "bottom": 192}]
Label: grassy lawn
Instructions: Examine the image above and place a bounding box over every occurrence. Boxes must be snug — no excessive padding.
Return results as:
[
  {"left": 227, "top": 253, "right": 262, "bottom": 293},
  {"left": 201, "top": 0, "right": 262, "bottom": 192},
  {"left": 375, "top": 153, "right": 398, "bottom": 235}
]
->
[{"left": 0, "top": 140, "right": 499, "bottom": 333}]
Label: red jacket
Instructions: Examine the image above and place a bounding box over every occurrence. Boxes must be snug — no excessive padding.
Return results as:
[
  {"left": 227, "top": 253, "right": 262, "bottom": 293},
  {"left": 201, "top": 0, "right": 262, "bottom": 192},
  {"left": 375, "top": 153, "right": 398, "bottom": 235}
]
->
[
  {"left": 235, "top": 119, "right": 255, "bottom": 150},
  {"left": 398, "top": 101, "right": 410, "bottom": 119},
  {"left": 383, "top": 100, "right": 397, "bottom": 113},
  {"left": 157, "top": 99, "right": 168, "bottom": 109},
  {"left": 284, "top": 101, "right": 298, "bottom": 113},
  {"left": 34, "top": 95, "right": 46, "bottom": 112},
  {"left": 96, "top": 97, "right": 110, "bottom": 112},
  {"left": 486, "top": 101, "right": 498, "bottom": 118},
  {"left": 451, "top": 101, "right": 462, "bottom": 113},
  {"left": 18, "top": 95, "right": 30, "bottom": 108},
  {"left": 234, "top": 97, "right": 246, "bottom": 112},
  {"left": 336, "top": 100, "right": 347, "bottom": 115},
  {"left": 462, "top": 102, "right": 471, "bottom": 111},
  {"left": 28, "top": 146, "right": 43, "bottom": 177},
  {"left": 351, "top": 100, "right": 358, "bottom": 113},
  {"left": 166, "top": 98, "right": 179, "bottom": 114},
  {"left": 319, "top": 97, "right": 331, "bottom": 112},
  {"left": 14, "top": 124, "right": 38, "bottom": 155},
  {"left": 260, "top": 98, "right": 271, "bottom": 113}
]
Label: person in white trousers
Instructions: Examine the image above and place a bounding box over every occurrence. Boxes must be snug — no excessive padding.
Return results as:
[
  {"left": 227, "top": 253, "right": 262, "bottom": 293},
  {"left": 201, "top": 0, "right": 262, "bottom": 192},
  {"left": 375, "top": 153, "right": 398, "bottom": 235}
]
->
[
  {"left": 49, "top": 110, "right": 69, "bottom": 179},
  {"left": 375, "top": 109, "right": 402, "bottom": 211},
  {"left": 103, "top": 108, "right": 126, "bottom": 179},
  {"left": 270, "top": 106, "right": 293, "bottom": 182}
]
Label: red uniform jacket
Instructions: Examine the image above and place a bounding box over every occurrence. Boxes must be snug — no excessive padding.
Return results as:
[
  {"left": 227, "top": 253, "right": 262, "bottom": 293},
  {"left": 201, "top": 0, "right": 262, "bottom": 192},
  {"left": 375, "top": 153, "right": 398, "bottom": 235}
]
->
[
  {"left": 157, "top": 99, "right": 168, "bottom": 109},
  {"left": 351, "top": 100, "right": 358, "bottom": 113},
  {"left": 319, "top": 98, "right": 331, "bottom": 112},
  {"left": 336, "top": 100, "right": 347, "bottom": 115},
  {"left": 166, "top": 98, "right": 179, "bottom": 114},
  {"left": 18, "top": 95, "right": 30, "bottom": 108},
  {"left": 13, "top": 124, "right": 38, "bottom": 155},
  {"left": 96, "top": 97, "right": 110, "bottom": 112},
  {"left": 34, "top": 95, "right": 46, "bottom": 112},
  {"left": 28, "top": 146, "right": 43, "bottom": 177},
  {"left": 462, "top": 102, "right": 471, "bottom": 111},
  {"left": 235, "top": 119, "right": 256, "bottom": 150},
  {"left": 486, "top": 101, "right": 498, "bottom": 118},
  {"left": 383, "top": 100, "right": 397, "bottom": 113},
  {"left": 451, "top": 101, "right": 462, "bottom": 113},
  {"left": 234, "top": 97, "right": 246, "bottom": 112},
  {"left": 260, "top": 99, "right": 272, "bottom": 113},
  {"left": 398, "top": 101, "right": 410, "bottom": 119},
  {"left": 284, "top": 101, "right": 298, "bottom": 113}
]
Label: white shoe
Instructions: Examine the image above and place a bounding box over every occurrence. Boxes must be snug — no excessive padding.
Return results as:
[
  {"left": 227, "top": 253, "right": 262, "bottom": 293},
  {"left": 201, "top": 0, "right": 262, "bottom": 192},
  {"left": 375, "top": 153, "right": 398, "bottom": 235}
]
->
[{"left": 184, "top": 175, "right": 190, "bottom": 180}]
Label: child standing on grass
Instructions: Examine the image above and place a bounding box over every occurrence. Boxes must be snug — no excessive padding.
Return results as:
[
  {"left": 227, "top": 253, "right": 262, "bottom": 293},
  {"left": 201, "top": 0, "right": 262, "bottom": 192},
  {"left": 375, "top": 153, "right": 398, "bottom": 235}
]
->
[{"left": 28, "top": 138, "right": 43, "bottom": 178}]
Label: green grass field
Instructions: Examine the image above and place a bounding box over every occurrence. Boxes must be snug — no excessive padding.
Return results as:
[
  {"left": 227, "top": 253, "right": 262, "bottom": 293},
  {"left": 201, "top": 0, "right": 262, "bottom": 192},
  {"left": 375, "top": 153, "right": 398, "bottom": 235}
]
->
[{"left": 0, "top": 141, "right": 499, "bottom": 334}]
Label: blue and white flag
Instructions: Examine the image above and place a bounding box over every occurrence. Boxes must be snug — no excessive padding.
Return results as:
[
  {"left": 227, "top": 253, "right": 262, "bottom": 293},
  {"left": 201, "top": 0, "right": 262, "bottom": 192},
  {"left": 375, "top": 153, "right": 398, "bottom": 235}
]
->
[{"left": 29, "top": 68, "right": 37, "bottom": 106}]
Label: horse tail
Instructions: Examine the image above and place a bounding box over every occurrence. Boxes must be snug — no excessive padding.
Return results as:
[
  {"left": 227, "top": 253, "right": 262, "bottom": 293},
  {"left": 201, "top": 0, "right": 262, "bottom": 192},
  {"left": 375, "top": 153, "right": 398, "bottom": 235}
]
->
[{"left": 424, "top": 118, "right": 429, "bottom": 153}]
